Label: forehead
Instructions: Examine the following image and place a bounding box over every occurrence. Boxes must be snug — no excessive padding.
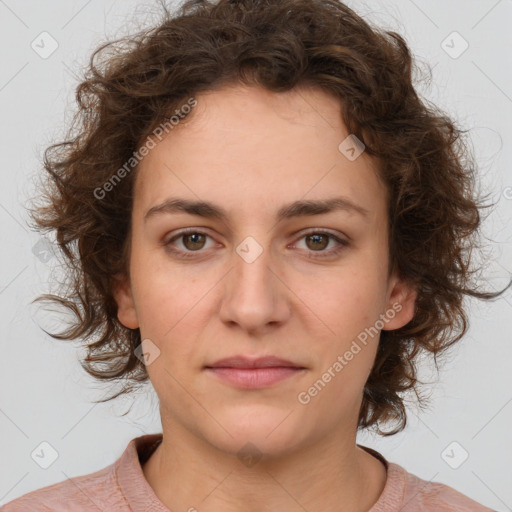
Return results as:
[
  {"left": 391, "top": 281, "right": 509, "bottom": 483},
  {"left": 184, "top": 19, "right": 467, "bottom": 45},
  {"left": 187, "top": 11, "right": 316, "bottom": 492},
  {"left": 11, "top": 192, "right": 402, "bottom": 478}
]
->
[{"left": 133, "top": 84, "right": 387, "bottom": 225}]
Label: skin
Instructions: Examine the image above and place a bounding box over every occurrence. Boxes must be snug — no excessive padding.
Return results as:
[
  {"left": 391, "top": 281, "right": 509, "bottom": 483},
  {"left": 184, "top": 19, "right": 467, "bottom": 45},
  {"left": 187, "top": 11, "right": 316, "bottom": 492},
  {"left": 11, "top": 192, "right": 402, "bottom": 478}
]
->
[{"left": 113, "top": 84, "right": 417, "bottom": 512}]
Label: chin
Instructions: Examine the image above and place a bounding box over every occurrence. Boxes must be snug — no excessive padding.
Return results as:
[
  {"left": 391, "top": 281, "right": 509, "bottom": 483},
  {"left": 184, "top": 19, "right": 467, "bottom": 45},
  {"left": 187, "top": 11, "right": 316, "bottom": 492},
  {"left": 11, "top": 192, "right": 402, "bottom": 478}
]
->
[{"left": 202, "top": 411, "right": 312, "bottom": 461}]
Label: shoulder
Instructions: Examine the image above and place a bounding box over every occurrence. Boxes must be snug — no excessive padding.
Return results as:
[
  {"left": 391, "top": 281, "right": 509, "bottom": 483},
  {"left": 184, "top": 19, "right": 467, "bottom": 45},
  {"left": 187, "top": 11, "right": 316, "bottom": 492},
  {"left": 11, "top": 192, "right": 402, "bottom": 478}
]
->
[
  {"left": 1, "top": 465, "right": 125, "bottom": 511},
  {"left": 0, "top": 463, "right": 130, "bottom": 512},
  {"left": 358, "top": 445, "right": 496, "bottom": 512},
  {"left": 391, "top": 462, "right": 496, "bottom": 512},
  {"left": 0, "top": 433, "right": 164, "bottom": 512},
  {"left": 1, "top": 434, "right": 163, "bottom": 512}
]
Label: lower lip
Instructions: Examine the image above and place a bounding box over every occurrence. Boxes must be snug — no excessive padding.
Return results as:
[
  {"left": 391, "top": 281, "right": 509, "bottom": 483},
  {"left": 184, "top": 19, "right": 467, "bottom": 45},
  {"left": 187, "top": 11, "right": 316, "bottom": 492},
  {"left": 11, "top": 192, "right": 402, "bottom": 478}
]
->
[{"left": 205, "top": 367, "right": 305, "bottom": 389}]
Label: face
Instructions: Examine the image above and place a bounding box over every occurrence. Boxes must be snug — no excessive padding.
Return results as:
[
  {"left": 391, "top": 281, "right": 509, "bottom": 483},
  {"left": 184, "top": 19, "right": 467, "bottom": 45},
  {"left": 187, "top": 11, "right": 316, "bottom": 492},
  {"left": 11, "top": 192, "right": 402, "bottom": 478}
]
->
[{"left": 114, "top": 84, "right": 417, "bottom": 458}]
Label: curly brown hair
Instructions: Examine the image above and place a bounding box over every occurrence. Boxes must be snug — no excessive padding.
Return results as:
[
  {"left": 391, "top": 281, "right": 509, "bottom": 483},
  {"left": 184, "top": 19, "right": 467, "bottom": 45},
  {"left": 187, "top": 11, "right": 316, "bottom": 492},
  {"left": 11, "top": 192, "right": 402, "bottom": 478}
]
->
[{"left": 27, "top": 0, "right": 510, "bottom": 435}]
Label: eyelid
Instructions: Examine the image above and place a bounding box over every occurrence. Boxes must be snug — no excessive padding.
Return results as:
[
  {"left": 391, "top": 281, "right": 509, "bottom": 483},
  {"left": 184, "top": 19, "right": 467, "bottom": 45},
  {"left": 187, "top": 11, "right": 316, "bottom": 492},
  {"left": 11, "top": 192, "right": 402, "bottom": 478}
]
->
[
  {"left": 162, "top": 227, "right": 217, "bottom": 251},
  {"left": 291, "top": 228, "right": 349, "bottom": 257},
  {"left": 293, "top": 227, "right": 346, "bottom": 241}
]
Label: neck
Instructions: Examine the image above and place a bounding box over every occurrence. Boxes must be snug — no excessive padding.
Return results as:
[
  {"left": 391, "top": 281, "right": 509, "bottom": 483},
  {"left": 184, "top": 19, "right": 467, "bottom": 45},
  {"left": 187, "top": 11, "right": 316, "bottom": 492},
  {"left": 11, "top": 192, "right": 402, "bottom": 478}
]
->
[{"left": 142, "top": 423, "right": 387, "bottom": 512}]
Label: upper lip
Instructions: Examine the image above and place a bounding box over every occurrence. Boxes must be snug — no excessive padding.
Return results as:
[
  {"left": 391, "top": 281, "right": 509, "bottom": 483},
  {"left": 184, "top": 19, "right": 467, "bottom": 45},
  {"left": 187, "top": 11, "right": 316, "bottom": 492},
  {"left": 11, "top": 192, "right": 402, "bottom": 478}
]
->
[{"left": 205, "top": 356, "right": 305, "bottom": 369}]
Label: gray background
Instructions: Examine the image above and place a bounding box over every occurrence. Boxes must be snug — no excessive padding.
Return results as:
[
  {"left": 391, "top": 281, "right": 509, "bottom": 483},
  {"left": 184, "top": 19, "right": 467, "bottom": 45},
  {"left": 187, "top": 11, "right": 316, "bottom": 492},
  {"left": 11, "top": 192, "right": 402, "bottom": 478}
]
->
[{"left": 0, "top": 0, "right": 511, "bottom": 509}]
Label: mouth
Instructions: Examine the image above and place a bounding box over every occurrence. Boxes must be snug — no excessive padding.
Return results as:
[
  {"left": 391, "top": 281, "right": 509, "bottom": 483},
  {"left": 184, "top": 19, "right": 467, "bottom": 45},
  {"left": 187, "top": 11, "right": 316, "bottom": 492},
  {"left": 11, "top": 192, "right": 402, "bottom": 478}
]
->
[
  {"left": 204, "top": 355, "right": 307, "bottom": 389},
  {"left": 205, "top": 355, "right": 305, "bottom": 369}
]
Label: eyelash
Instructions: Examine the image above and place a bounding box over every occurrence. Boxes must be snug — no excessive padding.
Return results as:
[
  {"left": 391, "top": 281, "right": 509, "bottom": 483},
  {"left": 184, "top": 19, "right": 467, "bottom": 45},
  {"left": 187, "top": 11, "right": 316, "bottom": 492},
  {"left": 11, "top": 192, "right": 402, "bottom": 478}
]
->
[{"left": 162, "top": 228, "right": 349, "bottom": 260}]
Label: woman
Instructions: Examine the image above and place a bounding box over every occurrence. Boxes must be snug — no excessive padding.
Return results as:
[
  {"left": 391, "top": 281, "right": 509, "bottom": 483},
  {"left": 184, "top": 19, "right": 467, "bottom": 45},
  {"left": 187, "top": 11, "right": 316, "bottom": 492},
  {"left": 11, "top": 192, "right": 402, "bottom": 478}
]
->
[{"left": 4, "top": 0, "right": 507, "bottom": 510}]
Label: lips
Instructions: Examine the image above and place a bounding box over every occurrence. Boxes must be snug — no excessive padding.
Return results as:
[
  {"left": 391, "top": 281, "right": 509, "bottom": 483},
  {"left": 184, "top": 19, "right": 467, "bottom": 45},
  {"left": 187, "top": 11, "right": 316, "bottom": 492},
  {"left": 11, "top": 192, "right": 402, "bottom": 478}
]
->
[
  {"left": 204, "top": 356, "right": 306, "bottom": 389},
  {"left": 205, "top": 355, "right": 305, "bottom": 369}
]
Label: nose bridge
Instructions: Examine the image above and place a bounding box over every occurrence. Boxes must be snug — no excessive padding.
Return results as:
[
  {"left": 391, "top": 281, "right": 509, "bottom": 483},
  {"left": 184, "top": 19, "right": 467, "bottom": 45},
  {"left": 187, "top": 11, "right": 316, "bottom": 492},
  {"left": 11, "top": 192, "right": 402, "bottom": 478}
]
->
[
  {"left": 233, "top": 234, "right": 275, "bottom": 303},
  {"left": 236, "top": 235, "right": 272, "bottom": 288}
]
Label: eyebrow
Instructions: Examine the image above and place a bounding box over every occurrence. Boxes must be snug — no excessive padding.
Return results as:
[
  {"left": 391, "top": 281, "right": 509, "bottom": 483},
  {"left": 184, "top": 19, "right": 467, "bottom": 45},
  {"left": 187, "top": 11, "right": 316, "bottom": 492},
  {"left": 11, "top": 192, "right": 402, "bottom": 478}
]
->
[{"left": 144, "top": 196, "right": 370, "bottom": 224}]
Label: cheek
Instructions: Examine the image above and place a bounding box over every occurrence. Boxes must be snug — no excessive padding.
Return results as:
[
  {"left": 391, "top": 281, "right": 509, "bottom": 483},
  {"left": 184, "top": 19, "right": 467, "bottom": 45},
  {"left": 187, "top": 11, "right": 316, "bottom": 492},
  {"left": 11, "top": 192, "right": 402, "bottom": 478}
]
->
[
  {"left": 320, "top": 269, "right": 382, "bottom": 333},
  {"left": 309, "top": 269, "right": 384, "bottom": 375},
  {"left": 310, "top": 291, "right": 380, "bottom": 406},
  {"left": 130, "top": 264, "right": 205, "bottom": 366},
  {"left": 132, "top": 247, "right": 204, "bottom": 326}
]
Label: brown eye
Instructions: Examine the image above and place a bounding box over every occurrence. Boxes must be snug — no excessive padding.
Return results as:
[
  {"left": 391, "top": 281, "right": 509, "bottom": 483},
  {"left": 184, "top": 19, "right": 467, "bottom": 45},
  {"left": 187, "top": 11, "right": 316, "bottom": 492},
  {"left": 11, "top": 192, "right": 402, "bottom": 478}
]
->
[
  {"left": 305, "top": 233, "right": 329, "bottom": 251},
  {"left": 163, "top": 229, "right": 215, "bottom": 259},
  {"left": 293, "top": 230, "right": 349, "bottom": 259},
  {"left": 182, "top": 233, "right": 207, "bottom": 251}
]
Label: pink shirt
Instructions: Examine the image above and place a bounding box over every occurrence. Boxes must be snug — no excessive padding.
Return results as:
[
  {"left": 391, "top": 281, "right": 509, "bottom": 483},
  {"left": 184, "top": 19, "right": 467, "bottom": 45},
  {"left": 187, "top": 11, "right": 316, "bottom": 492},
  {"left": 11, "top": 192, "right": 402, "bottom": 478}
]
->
[{"left": 2, "top": 433, "right": 496, "bottom": 511}]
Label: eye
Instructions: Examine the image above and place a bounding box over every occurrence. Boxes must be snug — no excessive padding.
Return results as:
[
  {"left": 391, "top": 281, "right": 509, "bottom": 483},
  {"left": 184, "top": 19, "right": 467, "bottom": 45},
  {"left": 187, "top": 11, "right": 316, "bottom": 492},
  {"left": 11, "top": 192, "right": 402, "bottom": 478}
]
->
[
  {"left": 292, "top": 230, "right": 349, "bottom": 259},
  {"left": 163, "top": 228, "right": 216, "bottom": 259},
  {"left": 162, "top": 228, "right": 349, "bottom": 260}
]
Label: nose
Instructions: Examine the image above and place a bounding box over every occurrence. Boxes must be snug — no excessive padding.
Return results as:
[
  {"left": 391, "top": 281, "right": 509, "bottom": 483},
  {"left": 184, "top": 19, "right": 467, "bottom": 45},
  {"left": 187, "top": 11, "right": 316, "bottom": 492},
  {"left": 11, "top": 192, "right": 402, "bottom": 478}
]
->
[{"left": 218, "top": 239, "right": 290, "bottom": 335}]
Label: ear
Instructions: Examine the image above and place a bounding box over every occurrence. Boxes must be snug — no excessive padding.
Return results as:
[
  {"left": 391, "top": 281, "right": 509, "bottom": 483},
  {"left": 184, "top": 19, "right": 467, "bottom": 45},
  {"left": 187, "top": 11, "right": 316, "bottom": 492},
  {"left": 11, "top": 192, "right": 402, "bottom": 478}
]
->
[
  {"left": 381, "top": 271, "right": 417, "bottom": 331},
  {"left": 112, "top": 273, "right": 139, "bottom": 329}
]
